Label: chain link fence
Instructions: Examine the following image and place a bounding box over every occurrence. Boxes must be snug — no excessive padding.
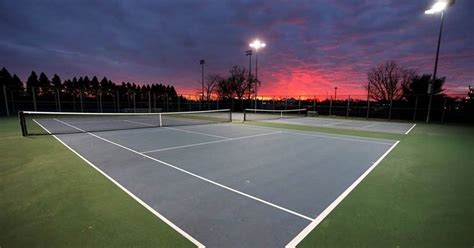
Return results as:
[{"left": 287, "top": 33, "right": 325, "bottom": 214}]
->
[{"left": 1, "top": 85, "right": 473, "bottom": 123}]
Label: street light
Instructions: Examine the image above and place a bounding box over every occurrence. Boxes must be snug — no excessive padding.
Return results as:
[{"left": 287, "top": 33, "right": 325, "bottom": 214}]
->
[
  {"left": 424, "top": 0, "right": 455, "bottom": 123},
  {"left": 249, "top": 39, "right": 266, "bottom": 109},
  {"left": 200, "top": 59, "right": 205, "bottom": 110}
]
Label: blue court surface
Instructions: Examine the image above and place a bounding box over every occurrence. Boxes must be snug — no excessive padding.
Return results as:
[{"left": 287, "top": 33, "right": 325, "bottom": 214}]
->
[
  {"left": 36, "top": 120, "right": 399, "bottom": 247},
  {"left": 260, "top": 117, "right": 416, "bottom": 134}
]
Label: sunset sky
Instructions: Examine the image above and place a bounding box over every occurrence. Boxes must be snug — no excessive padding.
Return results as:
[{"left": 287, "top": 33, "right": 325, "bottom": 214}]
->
[{"left": 0, "top": 0, "right": 472, "bottom": 97}]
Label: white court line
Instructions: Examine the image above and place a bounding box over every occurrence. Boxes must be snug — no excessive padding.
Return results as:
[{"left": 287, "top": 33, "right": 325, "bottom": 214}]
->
[
  {"left": 33, "top": 119, "right": 204, "bottom": 248},
  {"left": 285, "top": 140, "right": 400, "bottom": 248},
  {"left": 53, "top": 118, "right": 314, "bottom": 223},
  {"left": 163, "top": 126, "right": 230, "bottom": 139},
  {"left": 321, "top": 120, "right": 354, "bottom": 126},
  {"left": 240, "top": 124, "right": 395, "bottom": 146},
  {"left": 142, "top": 131, "right": 282, "bottom": 153},
  {"left": 360, "top": 123, "right": 379, "bottom": 129},
  {"left": 404, "top": 123, "right": 417, "bottom": 135}
]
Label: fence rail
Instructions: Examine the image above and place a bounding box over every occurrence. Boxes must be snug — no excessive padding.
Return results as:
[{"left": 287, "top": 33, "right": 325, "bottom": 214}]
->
[{"left": 1, "top": 85, "right": 473, "bottom": 123}]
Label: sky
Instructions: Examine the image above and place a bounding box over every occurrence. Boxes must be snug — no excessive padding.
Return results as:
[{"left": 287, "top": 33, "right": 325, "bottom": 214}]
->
[{"left": 0, "top": 0, "right": 472, "bottom": 97}]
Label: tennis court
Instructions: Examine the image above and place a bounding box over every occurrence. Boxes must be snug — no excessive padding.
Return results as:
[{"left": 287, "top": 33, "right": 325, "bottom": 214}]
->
[
  {"left": 24, "top": 110, "right": 399, "bottom": 247},
  {"left": 243, "top": 109, "right": 416, "bottom": 134}
]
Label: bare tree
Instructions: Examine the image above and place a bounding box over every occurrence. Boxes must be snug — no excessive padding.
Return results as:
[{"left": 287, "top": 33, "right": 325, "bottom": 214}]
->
[
  {"left": 366, "top": 60, "right": 415, "bottom": 101},
  {"left": 204, "top": 73, "right": 220, "bottom": 107},
  {"left": 228, "top": 65, "right": 249, "bottom": 100}
]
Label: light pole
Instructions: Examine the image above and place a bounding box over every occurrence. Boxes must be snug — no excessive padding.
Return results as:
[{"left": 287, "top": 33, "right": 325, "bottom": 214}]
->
[
  {"left": 200, "top": 59, "right": 205, "bottom": 109},
  {"left": 334, "top": 87, "right": 338, "bottom": 100},
  {"left": 245, "top": 50, "right": 253, "bottom": 106},
  {"left": 424, "top": 0, "right": 454, "bottom": 123},
  {"left": 249, "top": 39, "right": 266, "bottom": 109}
]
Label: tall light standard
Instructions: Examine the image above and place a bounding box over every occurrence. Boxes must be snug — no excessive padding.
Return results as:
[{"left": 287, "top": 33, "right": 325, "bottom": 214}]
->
[
  {"left": 334, "top": 86, "right": 338, "bottom": 100},
  {"left": 424, "top": 0, "right": 455, "bottom": 123},
  {"left": 245, "top": 50, "right": 253, "bottom": 106},
  {"left": 200, "top": 59, "right": 205, "bottom": 109},
  {"left": 249, "top": 39, "right": 266, "bottom": 109}
]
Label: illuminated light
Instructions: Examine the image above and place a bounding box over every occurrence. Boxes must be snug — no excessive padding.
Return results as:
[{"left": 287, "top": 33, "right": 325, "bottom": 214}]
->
[
  {"left": 425, "top": 1, "right": 448, "bottom": 14},
  {"left": 249, "top": 39, "right": 266, "bottom": 50}
]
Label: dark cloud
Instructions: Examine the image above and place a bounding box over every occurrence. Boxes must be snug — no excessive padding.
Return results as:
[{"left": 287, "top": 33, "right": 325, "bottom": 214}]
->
[{"left": 0, "top": 0, "right": 472, "bottom": 95}]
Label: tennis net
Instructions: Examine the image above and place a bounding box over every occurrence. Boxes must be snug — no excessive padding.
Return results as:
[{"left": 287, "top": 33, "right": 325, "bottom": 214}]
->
[
  {"left": 243, "top": 108, "right": 307, "bottom": 122},
  {"left": 19, "top": 109, "right": 232, "bottom": 136}
]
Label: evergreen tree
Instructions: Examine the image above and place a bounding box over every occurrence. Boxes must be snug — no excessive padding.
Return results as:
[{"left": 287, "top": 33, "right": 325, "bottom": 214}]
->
[
  {"left": 51, "top": 74, "right": 62, "bottom": 88},
  {"left": 0, "top": 67, "right": 12, "bottom": 86},
  {"left": 26, "top": 71, "right": 40, "bottom": 89}
]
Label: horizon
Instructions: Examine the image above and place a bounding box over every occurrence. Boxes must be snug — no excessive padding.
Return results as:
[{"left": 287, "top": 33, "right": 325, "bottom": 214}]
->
[{"left": 1, "top": 0, "right": 473, "bottom": 96}]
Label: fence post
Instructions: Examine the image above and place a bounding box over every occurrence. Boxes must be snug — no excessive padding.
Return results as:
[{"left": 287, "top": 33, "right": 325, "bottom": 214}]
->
[
  {"left": 99, "top": 90, "right": 103, "bottom": 112},
  {"left": 388, "top": 98, "right": 393, "bottom": 120},
  {"left": 111, "top": 91, "right": 115, "bottom": 113},
  {"left": 366, "top": 96, "right": 370, "bottom": 119},
  {"left": 329, "top": 96, "right": 333, "bottom": 116},
  {"left": 79, "top": 89, "right": 83, "bottom": 112},
  {"left": 178, "top": 95, "right": 181, "bottom": 111},
  {"left": 413, "top": 95, "right": 418, "bottom": 121},
  {"left": 116, "top": 90, "right": 120, "bottom": 112},
  {"left": 32, "top": 87, "right": 37, "bottom": 111},
  {"left": 272, "top": 97, "right": 275, "bottom": 110},
  {"left": 166, "top": 94, "right": 169, "bottom": 112},
  {"left": 133, "top": 93, "right": 136, "bottom": 113},
  {"left": 346, "top": 95, "right": 350, "bottom": 118},
  {"left": 313, "top": 96, "right": 316, "bottom": 111},
  {"left": 2, "top": 84, "right": 9, "bottom": 116},
  {"left": 216, "top": 98, "right": 219, "bottom": 110},
  {"left": 148, "top": 91, "right": 152, "bottom": 113},
  {"left": 57, "top": 88, "right": 62, "bottom": 112},
  {"left": 72, "top": 90, "right": 76, "bottom": 112},
  {"left": 441, "top": 95, "right": 447, "bottom": 123},
  {"left": 285, "top": 97, "right": 288, "bottom": 110},
  {"left": 298, "top": 96, "right": 301, "bottom": 111},
  {"left": 10, "top": 89, "right": 16, "bottom": 113}
]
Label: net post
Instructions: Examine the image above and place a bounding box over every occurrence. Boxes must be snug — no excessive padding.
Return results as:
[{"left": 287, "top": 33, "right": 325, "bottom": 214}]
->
[
  {"left": 18, "top": 111, "right": 27, "bottom": 136},
  {"left": 243, "top": 109, "right": 247, "bottom": 121},
  {"left": 229, "top": 109, "right": 232, "bottom": 122},
  {"left": 159, "top": 113, "right": 163, "bottom": 127}
]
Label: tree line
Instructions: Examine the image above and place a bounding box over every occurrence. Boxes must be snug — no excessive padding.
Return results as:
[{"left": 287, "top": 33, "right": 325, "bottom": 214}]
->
[{"left": 0, "top": 67, "right": 178, "bottom": 100}]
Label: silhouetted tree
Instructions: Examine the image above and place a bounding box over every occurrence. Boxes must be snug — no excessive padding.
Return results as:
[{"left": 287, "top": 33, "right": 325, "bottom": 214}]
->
[
  {"left": 403, "top": 74, "right": 444, "bottom": 96},
  {"left": 217, "top": 77, "right": 233, "bottom": 100},
  {"left": 51, "top": 74, "right": 62, "bottom": 88},
  {"left": 204, "top": 74, "right": 220, "bottom": 103},
  {"left": 26, "top": 71, "right": 40, "bottom": 93},
  {"left": 366, "top": 61, "right": 414, "bottom": 101},
  {"left": 0, "top": 67, "right": 12, "bottom": 86},
  {"left": 228, "top": 65, "right": 248, "bottom": 100}
]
